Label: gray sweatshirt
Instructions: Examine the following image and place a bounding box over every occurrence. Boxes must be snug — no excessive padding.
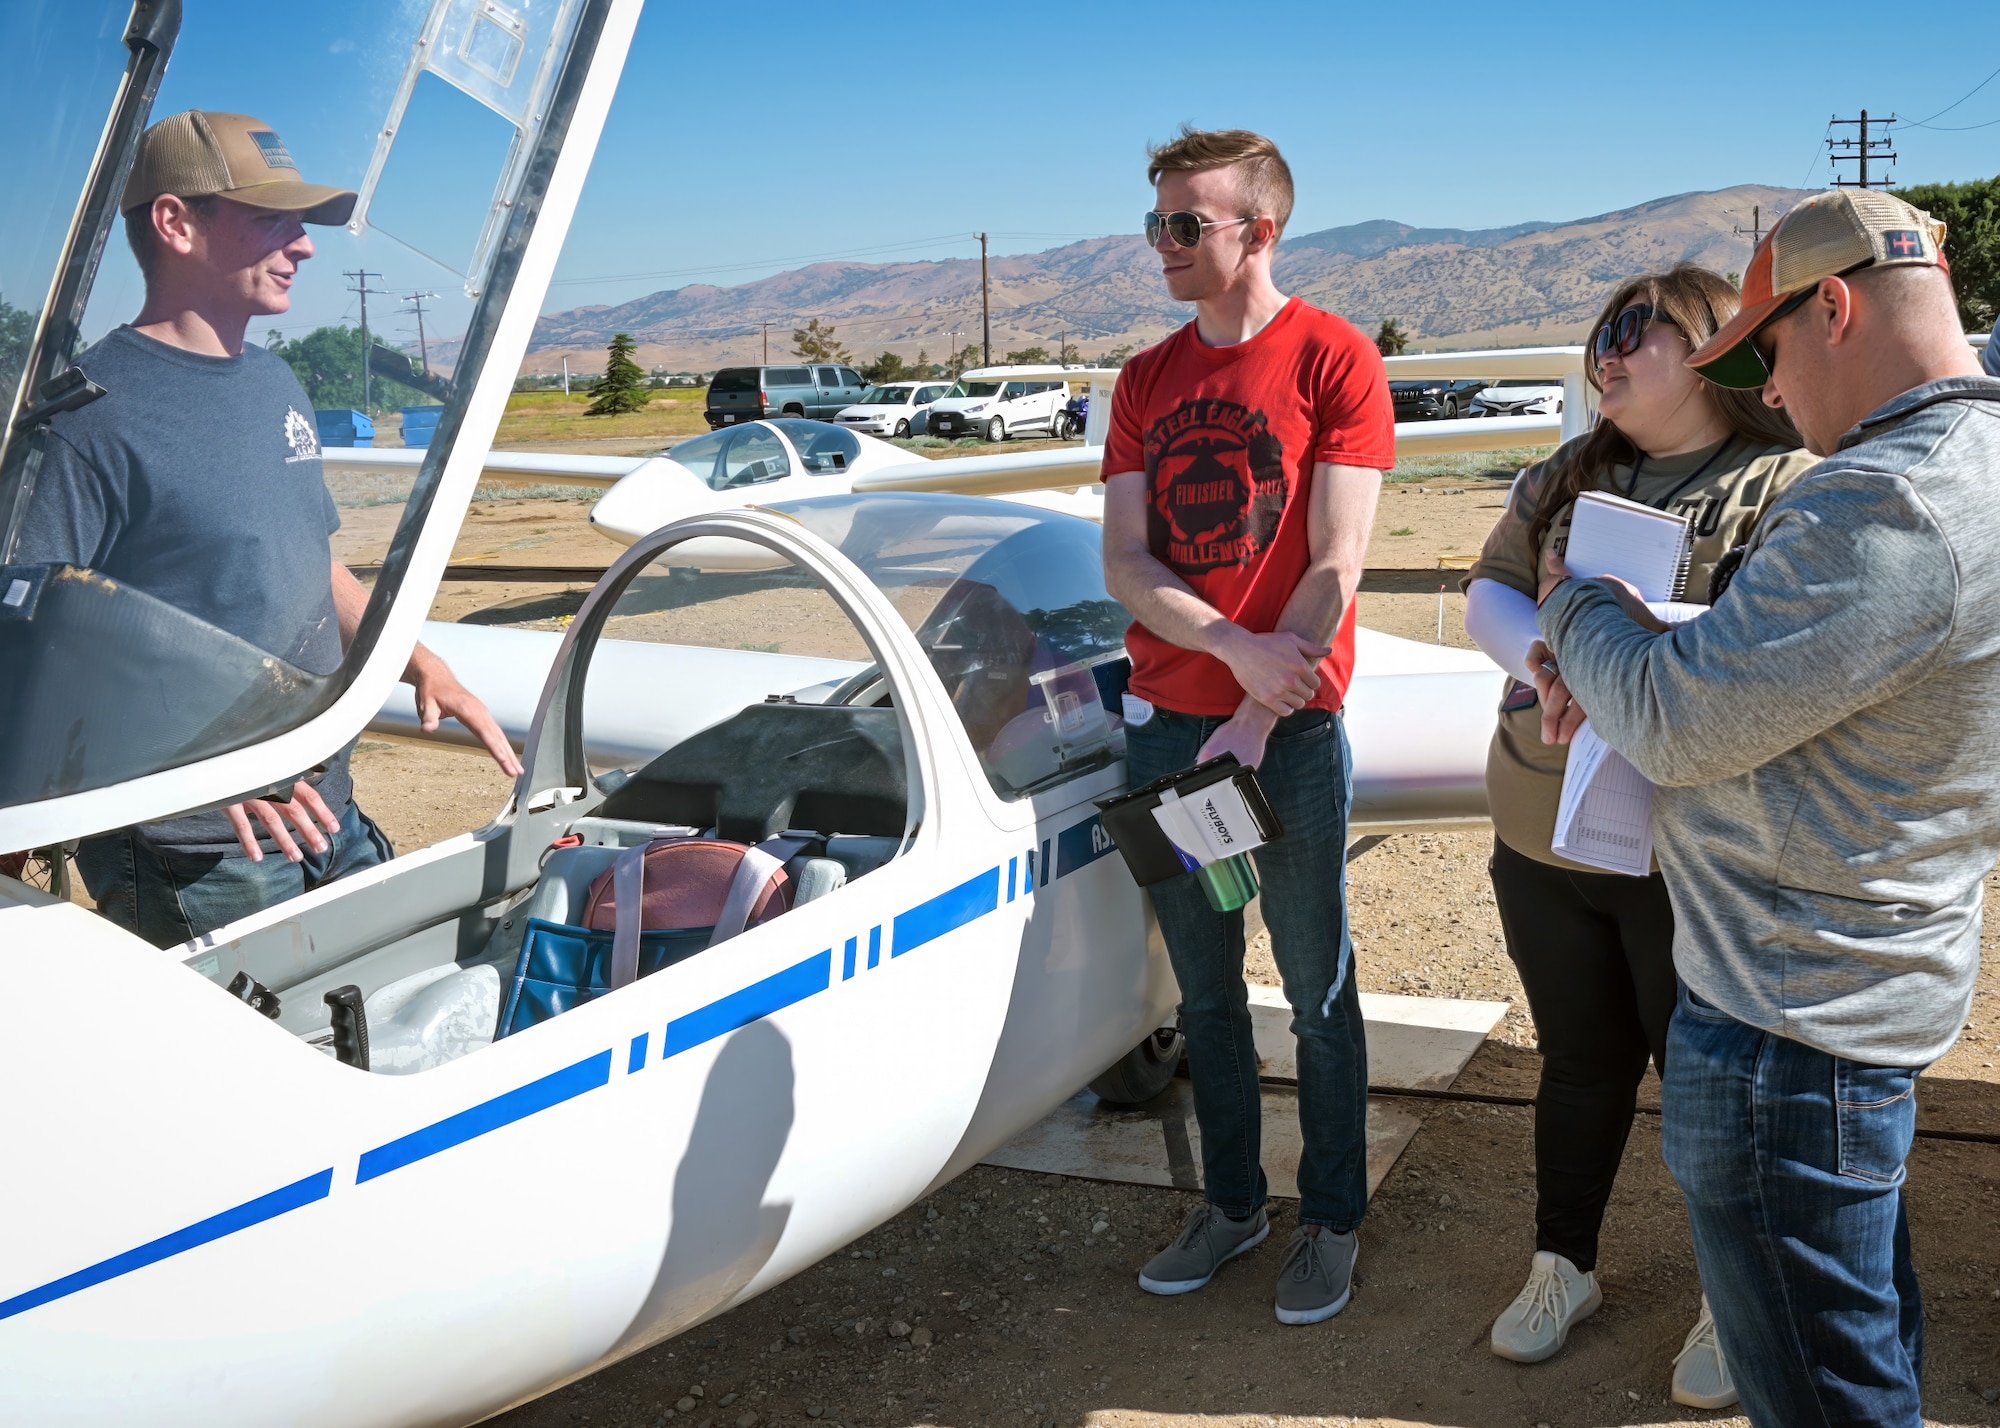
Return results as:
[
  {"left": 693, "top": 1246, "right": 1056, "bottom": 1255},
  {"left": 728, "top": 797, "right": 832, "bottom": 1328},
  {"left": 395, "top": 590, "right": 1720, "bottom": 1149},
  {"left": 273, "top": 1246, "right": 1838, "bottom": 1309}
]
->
[{"left": 1540, "top": 377, "right": 2000, "bottom": 1066}]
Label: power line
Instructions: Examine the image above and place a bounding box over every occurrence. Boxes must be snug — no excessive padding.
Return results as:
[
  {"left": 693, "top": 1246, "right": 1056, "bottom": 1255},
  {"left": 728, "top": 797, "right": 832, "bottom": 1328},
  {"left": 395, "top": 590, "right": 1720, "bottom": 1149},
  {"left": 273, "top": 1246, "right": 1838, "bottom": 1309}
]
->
[{"left": 1904, "top": 62, "right": 2000, "bottom": 128}]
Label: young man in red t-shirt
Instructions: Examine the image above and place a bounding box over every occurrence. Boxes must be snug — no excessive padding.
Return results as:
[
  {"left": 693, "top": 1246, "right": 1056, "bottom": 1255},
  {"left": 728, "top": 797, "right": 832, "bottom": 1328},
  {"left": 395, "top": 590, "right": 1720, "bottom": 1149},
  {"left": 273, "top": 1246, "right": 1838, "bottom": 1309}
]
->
[{"left": 1102, "top": 127, "right": 1395, "bottom": 1324}]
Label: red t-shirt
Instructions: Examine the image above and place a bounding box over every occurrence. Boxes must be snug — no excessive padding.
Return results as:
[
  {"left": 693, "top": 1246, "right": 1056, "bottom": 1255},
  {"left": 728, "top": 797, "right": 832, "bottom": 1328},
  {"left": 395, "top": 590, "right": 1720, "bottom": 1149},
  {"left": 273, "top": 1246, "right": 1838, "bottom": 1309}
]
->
[{"left": 1101, "top": 297, "right": 1396, "bottom": 717}]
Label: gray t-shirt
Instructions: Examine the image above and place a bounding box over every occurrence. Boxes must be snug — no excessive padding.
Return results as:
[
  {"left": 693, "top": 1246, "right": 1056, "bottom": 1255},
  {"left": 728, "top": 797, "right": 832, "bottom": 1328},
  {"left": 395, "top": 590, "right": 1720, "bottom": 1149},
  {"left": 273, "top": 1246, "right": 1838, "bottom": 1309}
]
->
[{"left": 14, "top": 325, "right": 356, "bottom": 852}]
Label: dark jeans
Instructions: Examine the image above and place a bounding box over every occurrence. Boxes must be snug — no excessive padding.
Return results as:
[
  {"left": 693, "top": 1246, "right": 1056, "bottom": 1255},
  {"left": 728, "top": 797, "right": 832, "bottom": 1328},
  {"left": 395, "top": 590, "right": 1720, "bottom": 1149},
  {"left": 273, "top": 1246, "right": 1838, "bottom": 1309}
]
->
[
  {"left": 1125, "top": 706, "right": 1369, "bottom": 1232},
  {"left": 76, "top": 799, "right": 394, "bottom": 948},
  {"left": 1488, "top": 835, "right": 1677, "bottom": 1271},
  {"left": 1663, "top": 986, "right": 1924, "bottom": 1428}
]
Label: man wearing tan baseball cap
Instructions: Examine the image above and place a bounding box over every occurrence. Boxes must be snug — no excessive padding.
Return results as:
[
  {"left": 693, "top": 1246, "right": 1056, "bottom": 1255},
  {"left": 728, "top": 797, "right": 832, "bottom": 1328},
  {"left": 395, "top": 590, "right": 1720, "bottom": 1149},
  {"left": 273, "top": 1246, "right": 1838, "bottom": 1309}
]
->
[
  {"left": 1526, "top": 185, "right": 2000, "bottom": 1425},
  {"left": 14, "top": 110, "right": 519, "bottom": 947},
  {"left": 121, "top": 109, "right": 358, "bottom": 227}
]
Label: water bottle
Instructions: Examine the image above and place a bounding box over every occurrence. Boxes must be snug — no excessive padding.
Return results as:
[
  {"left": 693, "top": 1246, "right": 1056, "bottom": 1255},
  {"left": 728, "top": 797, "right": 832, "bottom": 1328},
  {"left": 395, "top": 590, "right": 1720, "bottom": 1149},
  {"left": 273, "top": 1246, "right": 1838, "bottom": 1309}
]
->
[{"left": 1195, "top": 851, "right": 1259, "bottom": 912}]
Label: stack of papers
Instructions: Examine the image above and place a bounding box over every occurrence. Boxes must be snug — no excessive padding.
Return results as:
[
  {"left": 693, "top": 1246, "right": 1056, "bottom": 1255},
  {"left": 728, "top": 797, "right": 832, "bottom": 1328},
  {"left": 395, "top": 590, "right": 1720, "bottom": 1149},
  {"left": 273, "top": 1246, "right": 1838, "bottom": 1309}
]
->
[
  {"left": 1549, "top": 496, "right": 1706, "bottom": 875},
  {"left": 1553, "top": 722, "right": 1655, "bottom": 876}
]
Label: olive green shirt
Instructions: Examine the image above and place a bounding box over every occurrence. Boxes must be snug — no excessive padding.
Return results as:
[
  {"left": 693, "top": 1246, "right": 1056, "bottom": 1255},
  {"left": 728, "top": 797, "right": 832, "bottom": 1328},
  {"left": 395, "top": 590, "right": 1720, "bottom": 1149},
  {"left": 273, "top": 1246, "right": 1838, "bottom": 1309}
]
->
[{"left": 1466, "top": 433, "right": 1817, "bottom": 870}]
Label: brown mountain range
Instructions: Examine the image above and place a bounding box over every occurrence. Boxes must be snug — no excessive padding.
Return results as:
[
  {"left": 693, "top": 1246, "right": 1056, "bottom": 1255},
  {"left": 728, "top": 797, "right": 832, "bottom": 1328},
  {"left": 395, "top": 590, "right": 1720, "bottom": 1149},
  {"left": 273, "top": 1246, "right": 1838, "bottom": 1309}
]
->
[{"left": 493, "top": 184, "right": 1806, "bottom": 375}]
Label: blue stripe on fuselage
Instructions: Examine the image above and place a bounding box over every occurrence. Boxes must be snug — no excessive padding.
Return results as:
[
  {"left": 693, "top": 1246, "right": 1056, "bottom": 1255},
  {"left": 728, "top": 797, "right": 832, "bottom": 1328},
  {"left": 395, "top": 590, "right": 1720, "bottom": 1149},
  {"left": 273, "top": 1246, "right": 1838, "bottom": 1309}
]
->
[
  {"left": 357, "top": 1050, "right": 613, "bottom": 1184},
  {"left": 892, "top": 867, "right": 1000, "bottom": 957},
  {"left": 0, "top": 1169, "right": 333, "bottom": 1323}
]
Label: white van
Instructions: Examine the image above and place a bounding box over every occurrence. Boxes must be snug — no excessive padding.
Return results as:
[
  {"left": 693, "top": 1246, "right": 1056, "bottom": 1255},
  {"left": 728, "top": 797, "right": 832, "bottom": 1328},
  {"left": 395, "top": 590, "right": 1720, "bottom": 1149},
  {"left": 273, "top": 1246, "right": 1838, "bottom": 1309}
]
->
[{"left": 924, "top": 368, "right": 1071, "bottom": 441}]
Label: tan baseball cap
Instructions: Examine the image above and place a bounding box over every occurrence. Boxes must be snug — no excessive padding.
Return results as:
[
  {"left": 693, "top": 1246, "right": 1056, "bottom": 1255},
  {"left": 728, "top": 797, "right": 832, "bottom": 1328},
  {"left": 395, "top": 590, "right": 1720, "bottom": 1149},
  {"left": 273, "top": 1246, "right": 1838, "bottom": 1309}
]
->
[
  {"left": 1688, "top": 189, "right": 1949, "bottom": 388},
  {"left": 121, "top": 111, "right": 356, "bottom": 226}
]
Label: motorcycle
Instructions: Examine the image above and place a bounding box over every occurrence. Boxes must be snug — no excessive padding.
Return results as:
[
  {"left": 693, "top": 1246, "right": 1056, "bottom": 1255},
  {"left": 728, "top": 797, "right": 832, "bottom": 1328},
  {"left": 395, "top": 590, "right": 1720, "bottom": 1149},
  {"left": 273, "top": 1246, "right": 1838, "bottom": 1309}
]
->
[{"left": 1055, "top": 393, "right": 1088, "bottom": 441}]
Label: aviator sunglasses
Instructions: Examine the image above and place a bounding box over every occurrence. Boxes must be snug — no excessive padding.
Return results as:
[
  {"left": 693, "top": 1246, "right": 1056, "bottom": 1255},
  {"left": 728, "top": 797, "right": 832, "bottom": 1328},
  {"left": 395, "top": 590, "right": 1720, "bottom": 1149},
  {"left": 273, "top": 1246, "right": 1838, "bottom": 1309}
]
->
[
  {"left": 1592, "top": 303, "right": 1680, "bottom": 370},
  {"left": 1145, "top": 210, "right": 1258, "bottom": 248}
]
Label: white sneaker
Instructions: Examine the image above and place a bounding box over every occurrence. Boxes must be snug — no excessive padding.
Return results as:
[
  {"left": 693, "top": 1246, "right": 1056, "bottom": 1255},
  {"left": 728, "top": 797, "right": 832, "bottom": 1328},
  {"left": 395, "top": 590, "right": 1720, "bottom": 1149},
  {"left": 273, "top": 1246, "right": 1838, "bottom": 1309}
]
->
[
  {"left": 1489, "top": 1251, "right": 1602, "bottom": 1363},
  {"left": 1671, "top": 1294, "right": 1739, "bottom": 1409}
]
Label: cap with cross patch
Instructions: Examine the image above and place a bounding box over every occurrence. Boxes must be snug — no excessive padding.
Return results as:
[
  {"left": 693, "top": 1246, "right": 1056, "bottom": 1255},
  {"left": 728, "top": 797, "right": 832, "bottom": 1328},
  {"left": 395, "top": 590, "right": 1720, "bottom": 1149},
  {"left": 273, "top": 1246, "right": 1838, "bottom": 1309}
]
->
[
  {"left": 121, "top": 111, "right": 356, "bottom": 226},
  {"left": 1687, "top": 188, "right": 1949, "bottom": 389}
]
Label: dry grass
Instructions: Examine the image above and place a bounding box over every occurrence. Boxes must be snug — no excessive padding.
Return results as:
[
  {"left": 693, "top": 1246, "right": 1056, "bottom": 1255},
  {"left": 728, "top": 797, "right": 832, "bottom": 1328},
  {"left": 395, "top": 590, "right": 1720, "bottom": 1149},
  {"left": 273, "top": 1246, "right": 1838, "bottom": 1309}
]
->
[{"left": 490, "top": 388, "right": 712, "bottom": 449}]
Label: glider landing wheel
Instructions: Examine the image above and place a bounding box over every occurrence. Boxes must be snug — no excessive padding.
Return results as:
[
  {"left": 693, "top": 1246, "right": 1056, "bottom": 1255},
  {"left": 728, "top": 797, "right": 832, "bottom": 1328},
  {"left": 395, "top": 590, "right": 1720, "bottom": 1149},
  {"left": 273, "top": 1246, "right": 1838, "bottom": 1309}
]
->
[
  {"left": 894, "top": 418, "right": 910, "bottom": 438},
  {"left": 1089, "top": 1021, "right": 1185, "bottom": 1105},
  {"left": 986, "top": 416, "right": 1006, "bottom": 443}
]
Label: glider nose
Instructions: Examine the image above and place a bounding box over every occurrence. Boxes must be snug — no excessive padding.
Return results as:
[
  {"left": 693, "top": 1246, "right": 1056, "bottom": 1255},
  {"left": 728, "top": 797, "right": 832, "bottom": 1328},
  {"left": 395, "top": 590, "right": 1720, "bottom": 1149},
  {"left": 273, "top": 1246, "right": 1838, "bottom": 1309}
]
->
[{"left": 588, "top": 457, "right": 701, "bottom": 546}]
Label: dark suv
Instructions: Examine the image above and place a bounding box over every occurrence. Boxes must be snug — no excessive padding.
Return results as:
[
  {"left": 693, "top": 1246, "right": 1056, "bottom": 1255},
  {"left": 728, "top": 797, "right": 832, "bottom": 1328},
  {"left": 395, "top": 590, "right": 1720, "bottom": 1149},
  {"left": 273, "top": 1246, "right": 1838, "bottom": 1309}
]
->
[
  {"left": 1389, "top": 378, "right": 1486, "bottom": 421},
  {"left": 705, "top": 363, "right": 868, "bottom": 428}
]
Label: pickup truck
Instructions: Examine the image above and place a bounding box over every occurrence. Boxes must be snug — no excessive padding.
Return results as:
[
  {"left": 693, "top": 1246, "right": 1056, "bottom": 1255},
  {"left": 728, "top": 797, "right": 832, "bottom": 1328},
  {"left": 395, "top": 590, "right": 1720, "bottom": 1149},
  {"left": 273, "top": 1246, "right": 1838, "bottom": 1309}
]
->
[{"left": 705, "top": 363, "right": 869, "bottom": 428}]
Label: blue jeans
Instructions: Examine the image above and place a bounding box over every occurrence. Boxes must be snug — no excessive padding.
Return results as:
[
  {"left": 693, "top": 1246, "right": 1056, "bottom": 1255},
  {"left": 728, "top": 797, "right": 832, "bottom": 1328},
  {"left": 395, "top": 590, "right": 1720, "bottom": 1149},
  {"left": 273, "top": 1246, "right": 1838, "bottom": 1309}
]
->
[
  {"left": 75, "top": 799, "right": 394, "bottom": 949},
  {"left": 1662, "top": 985, "right": 1924, "bottom": 1428},
  {"left": 1125, "top": 706, "right": 1370, "bottom": 1231}
]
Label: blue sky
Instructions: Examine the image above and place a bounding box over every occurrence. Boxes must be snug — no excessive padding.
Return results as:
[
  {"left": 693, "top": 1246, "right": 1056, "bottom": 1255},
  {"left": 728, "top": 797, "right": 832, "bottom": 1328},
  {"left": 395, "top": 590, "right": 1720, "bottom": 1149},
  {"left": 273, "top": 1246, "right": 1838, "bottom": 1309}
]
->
[{"left": 7, "top": 0, "right": 1997, "bottom": 349}]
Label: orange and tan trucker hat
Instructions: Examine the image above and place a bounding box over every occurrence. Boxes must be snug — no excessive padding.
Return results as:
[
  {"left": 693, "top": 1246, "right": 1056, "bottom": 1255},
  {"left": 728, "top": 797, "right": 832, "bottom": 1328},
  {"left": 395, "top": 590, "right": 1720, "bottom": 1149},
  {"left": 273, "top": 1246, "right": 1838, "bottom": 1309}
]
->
[
  {"left": 1688, "top": 189, "right": 1949, "bottom": 388},
  {"left": 121, "top": 111, "right": 356, "bottom": 226}
]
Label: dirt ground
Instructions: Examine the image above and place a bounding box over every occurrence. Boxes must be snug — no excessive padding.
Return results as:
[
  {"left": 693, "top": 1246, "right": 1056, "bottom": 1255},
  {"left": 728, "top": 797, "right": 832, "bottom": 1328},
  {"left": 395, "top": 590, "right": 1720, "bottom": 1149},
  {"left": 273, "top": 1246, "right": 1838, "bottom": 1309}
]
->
[{"left": 312, "top": 465, "right": 2000, "bottom": 1428}]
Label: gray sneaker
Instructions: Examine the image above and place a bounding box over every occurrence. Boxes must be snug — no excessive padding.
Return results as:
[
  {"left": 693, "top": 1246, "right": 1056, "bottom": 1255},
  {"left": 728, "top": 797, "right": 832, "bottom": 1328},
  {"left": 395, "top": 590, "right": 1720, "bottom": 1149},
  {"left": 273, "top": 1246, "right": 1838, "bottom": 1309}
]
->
[
  {"left": 1137, "top": 1204, "right": 1270, "bottom": 1295},
  {"left": 1274, "top": 1225, "right": 1357, "bottom": 1325}
]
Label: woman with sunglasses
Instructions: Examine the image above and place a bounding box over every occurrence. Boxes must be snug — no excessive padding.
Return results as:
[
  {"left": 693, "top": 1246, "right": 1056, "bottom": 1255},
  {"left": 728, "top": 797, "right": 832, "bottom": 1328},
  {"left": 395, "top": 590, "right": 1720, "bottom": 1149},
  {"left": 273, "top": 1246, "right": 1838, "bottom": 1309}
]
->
[{"left": 1460, "top": 264, "right": 1814, "bottom": 1405}]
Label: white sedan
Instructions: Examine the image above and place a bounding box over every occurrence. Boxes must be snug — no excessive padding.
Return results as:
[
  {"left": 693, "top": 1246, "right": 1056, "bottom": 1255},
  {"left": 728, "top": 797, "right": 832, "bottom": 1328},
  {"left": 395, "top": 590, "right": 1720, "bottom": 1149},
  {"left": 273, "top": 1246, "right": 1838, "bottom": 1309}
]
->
[
  {"left": 1473, "top": 378, "right": 1565, "bottom": 417},
  {"left": 834, "top": 380, "right": 952, "bottom": 438}
]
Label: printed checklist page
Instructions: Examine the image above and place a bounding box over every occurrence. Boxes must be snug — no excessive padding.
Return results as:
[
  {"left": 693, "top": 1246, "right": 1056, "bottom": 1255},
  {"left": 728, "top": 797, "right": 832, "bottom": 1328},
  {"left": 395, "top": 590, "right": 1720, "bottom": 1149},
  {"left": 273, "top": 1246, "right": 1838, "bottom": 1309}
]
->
[{"left": 1552, "top": 721, "right": 1655, "bottom": 877}]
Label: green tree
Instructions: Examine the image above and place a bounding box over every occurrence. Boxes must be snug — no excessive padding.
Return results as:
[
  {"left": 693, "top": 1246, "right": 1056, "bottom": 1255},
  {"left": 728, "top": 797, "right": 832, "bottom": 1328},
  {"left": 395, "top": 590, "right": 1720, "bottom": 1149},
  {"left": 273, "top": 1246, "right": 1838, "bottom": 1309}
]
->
[
  {"left": 1375, "top": 318, "right": 1409, "bottom": 356},
  {"left": 1896, "top": 175, "right": 2000, "bottom": 331},
  {"left": 1059, "top": 338, "right": 1080, "bottom": 365},
  {"left": 911, "top": 347, "right": 934, "bottom": 377},
  {"left": 1, "top": 293, "right": 34, "bottom": 403},
  {"left": 1725, "top": 271, "right": 1742, "bottom": 291},
  {"left": 265, "top": 324, "right": 427, "bottom": 414},
  {"left": 792, "top": 317, "right": 850, "bottom": 363},
  {"left": 585, "top": 332, "right": 647, "bottom": 416},
  {"left": 944, "top": 342, "right": 985, "bottom": 377},
  {"left": 1003, "top": 346, "right": 1050, "bottom": 365},
  {"left": 1097, "top": 342, "right": 1137, "bottom": 368},
  {"left": 860, "top": 350, "right": 907, "bottom": 383}
]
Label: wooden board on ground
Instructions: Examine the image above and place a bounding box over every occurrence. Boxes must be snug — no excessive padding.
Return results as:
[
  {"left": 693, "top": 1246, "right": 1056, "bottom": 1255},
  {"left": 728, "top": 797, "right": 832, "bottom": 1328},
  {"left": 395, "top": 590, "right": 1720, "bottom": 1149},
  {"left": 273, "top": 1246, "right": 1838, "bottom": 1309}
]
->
[
  {"left": 982, "top": 991, "right": 1505, "bottom": 1198},
  {"left": 1248, "top": 984, "right": 1509, "bottom": 1091},
  {"left": 982, "top": 1085, "right": 1420, "bottom": 1202}
]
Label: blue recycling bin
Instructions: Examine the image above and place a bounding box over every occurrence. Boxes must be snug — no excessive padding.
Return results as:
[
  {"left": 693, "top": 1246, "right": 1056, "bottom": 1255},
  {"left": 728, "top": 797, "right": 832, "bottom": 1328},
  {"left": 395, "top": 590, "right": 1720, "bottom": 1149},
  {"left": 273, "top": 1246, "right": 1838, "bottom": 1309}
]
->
[
  {"left": 314, "top": 409, "right": 374, "bottom": 448},
  {"left": 400, "top": 406, "right": 443, "bottom": 449}
]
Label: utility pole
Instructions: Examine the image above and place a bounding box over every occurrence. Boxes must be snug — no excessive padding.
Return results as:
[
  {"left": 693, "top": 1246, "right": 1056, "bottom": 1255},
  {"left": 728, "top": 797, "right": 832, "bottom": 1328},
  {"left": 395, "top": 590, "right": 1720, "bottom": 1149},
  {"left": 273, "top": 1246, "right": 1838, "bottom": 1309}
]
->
[
  {"left": 979, "top": 232, "right": 991, "bottom": 368},
  {"left": 402, "top": 290, "right": 437, "bottom": 373},
  {"left": 343, "top": 269, "right": 384, "bottom": 409},
  {"left": 762, "top": 320, "right": 769, "bottom": 364},
  {"left": 561, "top": 356, "right": 570, "bottom": 395},
  {"left": 1732, "top": 206, "right": 1770, "bottom": 244},
  {"left": 1828, "top": 110, "right": 1897, "bottom": 190}
]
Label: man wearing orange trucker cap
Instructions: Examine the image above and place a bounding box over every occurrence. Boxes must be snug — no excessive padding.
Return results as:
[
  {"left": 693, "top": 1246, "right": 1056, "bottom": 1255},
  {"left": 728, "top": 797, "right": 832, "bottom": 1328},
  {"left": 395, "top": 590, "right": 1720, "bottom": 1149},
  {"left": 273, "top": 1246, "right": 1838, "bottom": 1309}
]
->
[
  {"left": 13, "top": 111, "right": 521, "bottom": 946},
  {"left": 1529, "top": 188, "right": 1999, "bottom": 1425}
]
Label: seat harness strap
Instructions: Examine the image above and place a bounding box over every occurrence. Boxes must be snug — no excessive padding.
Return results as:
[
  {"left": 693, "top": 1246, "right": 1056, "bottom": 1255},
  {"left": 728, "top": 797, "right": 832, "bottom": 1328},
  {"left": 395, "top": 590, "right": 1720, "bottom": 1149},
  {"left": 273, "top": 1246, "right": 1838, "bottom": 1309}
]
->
[{"left": 610, "top": 834, "right": 818, "bottom": 988}]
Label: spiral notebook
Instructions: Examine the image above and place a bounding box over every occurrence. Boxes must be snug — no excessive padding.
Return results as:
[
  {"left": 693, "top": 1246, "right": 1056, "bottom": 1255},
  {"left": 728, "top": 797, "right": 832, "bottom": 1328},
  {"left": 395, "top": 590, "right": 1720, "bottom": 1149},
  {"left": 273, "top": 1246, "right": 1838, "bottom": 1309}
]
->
[{"left": 1566, "top": 490, "right": 1694, "bottom": 602}]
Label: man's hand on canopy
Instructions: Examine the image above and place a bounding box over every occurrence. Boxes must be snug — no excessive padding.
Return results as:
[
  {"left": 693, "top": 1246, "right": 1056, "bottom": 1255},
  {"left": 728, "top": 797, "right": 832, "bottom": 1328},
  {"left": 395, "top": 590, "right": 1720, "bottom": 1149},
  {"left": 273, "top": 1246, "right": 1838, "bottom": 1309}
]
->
[{"left": 227, "top": 780, "right": 341, "bottom": 862}]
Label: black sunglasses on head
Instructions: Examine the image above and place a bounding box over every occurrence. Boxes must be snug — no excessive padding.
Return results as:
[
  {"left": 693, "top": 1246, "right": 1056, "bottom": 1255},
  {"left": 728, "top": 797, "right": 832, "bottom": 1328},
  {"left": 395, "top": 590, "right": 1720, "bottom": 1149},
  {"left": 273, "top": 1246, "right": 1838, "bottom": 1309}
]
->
[
  {"left": 1592, "top": 303, "right": 1680, "bottom": 370},
  {"left": 1145, "top": 210, "right": 1258, "bottom": 248}
]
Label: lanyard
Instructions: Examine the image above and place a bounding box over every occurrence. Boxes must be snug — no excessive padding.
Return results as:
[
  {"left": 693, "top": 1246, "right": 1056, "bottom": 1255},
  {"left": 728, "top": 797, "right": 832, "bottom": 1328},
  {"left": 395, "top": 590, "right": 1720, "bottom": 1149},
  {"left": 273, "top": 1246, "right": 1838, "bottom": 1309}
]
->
[{"left": 1621, "top": 437, "right": 1734, "bottom": 510}]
